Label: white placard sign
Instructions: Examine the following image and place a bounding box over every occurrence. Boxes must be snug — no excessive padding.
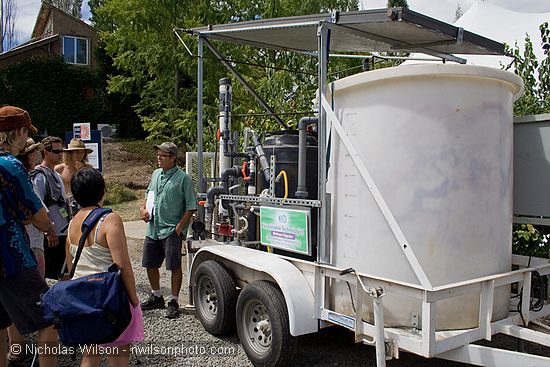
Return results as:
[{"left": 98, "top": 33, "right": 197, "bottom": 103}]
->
[{"left": 85, "top": 143, "right": 99, "bottom": 169}]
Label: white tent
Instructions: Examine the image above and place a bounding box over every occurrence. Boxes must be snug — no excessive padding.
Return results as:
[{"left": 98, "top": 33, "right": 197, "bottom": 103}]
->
[{"left": 403, "top": 0, "right": 550, "bottom": 68}]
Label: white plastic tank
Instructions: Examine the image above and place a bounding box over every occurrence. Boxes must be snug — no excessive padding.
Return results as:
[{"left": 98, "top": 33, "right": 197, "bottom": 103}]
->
[{"left": 326, "top": 64, "right": 523, "bottom": 330}]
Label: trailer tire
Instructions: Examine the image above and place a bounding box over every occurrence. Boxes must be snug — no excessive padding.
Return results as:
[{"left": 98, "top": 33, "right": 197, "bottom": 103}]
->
[
  {"left": 193, "top": 260, "right": 237, "bottom": 335},
  {"left": 236, "top": 280, "right": 296, "bottom": 367}
]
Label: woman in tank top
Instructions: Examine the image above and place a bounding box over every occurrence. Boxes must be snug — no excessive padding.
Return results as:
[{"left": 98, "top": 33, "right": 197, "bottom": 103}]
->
[{"left": 66, "top": 167, "right": 140, "bottom": 367}]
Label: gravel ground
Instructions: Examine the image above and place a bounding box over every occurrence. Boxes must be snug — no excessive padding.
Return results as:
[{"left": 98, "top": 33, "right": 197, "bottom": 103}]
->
[{"left": 13, "top": 237, "right": 550, "bottom": 367}]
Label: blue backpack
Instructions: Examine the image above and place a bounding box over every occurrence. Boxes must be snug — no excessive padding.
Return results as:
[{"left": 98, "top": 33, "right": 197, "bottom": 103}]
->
[{"left": 41, "top": 207, "right": 132, "bottom": 346}]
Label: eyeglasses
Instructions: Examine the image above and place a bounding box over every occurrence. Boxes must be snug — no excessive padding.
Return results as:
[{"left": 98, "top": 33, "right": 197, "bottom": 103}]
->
[
  {"left": 48, "top": 149, "right": 64, "bottom": 154},
  {"left": 156, "top": 154, "right": 173, "bottom": 158}
]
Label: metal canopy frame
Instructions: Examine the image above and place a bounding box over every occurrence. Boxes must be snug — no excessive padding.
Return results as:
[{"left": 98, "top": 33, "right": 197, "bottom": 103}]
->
[{"left": 190, "top": 7, "right": 505, "bottom": 57}]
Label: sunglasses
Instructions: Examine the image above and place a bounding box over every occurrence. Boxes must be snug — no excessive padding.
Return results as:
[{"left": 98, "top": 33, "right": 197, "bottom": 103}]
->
[{"left": 48, "top": 149, "right": 64, "bottom": 154}]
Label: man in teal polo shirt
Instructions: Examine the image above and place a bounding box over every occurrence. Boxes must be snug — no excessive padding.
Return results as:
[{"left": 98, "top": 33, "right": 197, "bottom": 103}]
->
[{"left": 139, "top": 142, "right": 197, "bottom": 319}]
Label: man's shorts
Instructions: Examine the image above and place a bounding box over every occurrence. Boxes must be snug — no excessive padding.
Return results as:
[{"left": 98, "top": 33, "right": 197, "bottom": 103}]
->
[
  {"left": 142, "top": 231, "right": 183, "bottom": 271},
  {"left": 0, "top": 267, "right": 52, "bottom": 334},
  {"left": 44, "top": 235, "right": 67, "bottom": 280}
]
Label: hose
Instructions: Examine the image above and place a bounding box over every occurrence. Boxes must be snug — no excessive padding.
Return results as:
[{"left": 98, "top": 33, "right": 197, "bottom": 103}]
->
[
  {"left": 228, "top": 183, "right": 241, "bottom": 192},
  {"left": 232, "top": 216, "right": 249, "bottom": 235},
  {"left": 275, "top": 170, "right": 288, "bottom": 201}
]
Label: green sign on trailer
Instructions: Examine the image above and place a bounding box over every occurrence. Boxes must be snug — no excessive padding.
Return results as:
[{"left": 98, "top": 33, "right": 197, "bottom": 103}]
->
[{"left": 260, "top": 206, "right": 310, "bottom": 255}]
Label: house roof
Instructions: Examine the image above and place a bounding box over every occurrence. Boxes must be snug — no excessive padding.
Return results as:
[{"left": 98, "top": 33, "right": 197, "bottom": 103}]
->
[
  {"left": 32, "top": 1, "right": 97, "bottom": 39},
  {"left": 0, "top": 34, "right": 59, "bottom": 61}
]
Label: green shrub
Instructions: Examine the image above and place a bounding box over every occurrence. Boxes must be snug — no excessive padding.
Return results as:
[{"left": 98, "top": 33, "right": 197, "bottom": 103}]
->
[
  {"left": 104, "top": 182, "right": 138, "bottom": 205},
  {"left": 513, "top": 224, "right": 550, "bottom": 258},
  {"left": 118, "top": 139, "right": 187, "bottom": 168}
]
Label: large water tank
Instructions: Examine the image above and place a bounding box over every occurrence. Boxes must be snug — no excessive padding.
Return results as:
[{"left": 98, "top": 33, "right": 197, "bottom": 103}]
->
[{"left": 326, "top": 64, "right": 523, "bottom": 330}]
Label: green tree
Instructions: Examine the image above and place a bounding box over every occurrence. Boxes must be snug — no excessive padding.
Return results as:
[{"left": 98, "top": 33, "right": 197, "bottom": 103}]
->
[
  {"left": 45, "top": 0, "right": 83, "bottom": 18},
  {"left": 506, "top": 22, "right": 550, "bottom": 116},
  {"left": 507, "top": 22, "right": 550, "bottom": 257},
  {"left": 91, "top": 0, "right": 358, "bottom": 149}
]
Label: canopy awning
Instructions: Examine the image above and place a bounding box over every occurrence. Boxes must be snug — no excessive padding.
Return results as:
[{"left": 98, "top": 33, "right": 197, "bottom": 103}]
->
[{"left": 190, "top": 7, "right": 506, "bottom": 58}]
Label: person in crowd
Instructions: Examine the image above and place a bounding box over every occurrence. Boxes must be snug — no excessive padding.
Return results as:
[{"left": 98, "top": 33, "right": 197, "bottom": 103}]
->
[
  {"left": 32, "top": 136, "right": 70, "bottom": 279},
  {"left": 66, "top": 167, "right": 141, "bottom": 367},
  {"left": 0, "top": 105, "right": 58, "bottom": 367},
  {"left": 139, "top": 142, "right": 197, "bottom": 319},
  {"left": 16, "top": 138, "right": 47, "bottom": 276},
  {"left": 55, "top": 138, "right": 93, "bottom": 215},
  {"left": 17, "top": 137, "right": 43, "bottom": 171},
  {"left": 7, "top": 138, "right": 47, "bottom": 363}
]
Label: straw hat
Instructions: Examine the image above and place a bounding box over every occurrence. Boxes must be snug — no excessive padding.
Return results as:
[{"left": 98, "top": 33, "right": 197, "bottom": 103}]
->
[
  {"left": 65, "top": 138, "right": 93, "bottom": 153},
  {"left": 23, "top": 138, "right": 44, "bottom": 154}
]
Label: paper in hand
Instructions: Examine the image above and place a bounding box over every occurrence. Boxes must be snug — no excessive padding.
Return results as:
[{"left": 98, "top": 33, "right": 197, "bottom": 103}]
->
[{"left": 146, "top": 191, "right": 155, "bottom": 218}]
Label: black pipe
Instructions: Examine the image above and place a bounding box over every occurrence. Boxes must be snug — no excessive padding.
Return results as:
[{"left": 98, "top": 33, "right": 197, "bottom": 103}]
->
[
  {"left": 219, "top": 78, "right": 232, "bottom": 159},
  {"left": 205, "top": 186, "right": 226, "bottom": 211},
  {"left": 221, "top": 166, "right": 240, "bottom": 188},
  {"left": 247, "top": 209, "right": 257, "bottom": 242},
  {"left": 220, "top": 166, "right": 242, "bottom": 210},
  {"left": 296, "top": 116, "right": 318, "bottom": 198},
  {"left": 251, "top": 132, "right": 270, "bottom": 182},
  {"left": 204, "top": 166, "right": 241, "bottom": 226}
]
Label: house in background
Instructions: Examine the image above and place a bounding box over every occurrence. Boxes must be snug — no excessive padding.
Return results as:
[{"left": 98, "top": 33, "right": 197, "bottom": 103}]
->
[{"left": 0, "top": 2, "right": 98, "bottom": 70}]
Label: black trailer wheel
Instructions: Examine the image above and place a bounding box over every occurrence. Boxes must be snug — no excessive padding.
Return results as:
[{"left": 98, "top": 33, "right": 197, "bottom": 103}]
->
[
  {"left": 236, "top": 280, "right": 296, "bottom": 367},
  {"left": 193, "top": 260, "right": 237, "bottom": 335}
]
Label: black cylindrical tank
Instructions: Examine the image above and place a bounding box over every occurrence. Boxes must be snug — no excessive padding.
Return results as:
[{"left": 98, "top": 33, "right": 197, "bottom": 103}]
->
[
  {"left": 256, "top": 130, "right": 318, "bottom": 261},
  {"left": 260, "top": 130, "right": 318, "bottom": 199}
]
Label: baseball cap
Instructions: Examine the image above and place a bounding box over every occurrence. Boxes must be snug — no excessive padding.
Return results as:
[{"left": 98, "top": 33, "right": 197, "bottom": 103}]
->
[{"left": 153, "top": 142, "right": 178, "bottom": 156}]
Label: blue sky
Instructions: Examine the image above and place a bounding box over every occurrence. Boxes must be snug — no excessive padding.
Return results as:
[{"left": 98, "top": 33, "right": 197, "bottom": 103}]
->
[{"left": 11, "top": 0, "right": 550, "bottom": 47}]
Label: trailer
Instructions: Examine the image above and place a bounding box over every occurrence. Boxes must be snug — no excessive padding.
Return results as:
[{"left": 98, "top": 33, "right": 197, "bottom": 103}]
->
[{"left": 179, "top": 7, "right": 550, "bottom": 367}]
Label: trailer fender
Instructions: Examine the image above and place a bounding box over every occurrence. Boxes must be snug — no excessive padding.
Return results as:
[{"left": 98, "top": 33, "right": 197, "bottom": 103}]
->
[{"left": 190, "top": 245, "right": 318, "bottom": 336}]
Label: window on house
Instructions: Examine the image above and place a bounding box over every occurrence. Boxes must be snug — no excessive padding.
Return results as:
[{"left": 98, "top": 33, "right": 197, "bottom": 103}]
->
[{"left": 63, "top": 36, "right": 88, "bottom": 65}]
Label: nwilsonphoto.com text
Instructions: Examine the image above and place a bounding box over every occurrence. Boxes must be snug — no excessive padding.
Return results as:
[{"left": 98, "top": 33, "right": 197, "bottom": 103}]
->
[{"left": 20, "top": 343, "right": 236, "bottom": 357}]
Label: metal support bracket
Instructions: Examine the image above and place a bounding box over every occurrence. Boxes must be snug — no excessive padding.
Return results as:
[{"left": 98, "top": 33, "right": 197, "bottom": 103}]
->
[
  {"left": 269, "top": 155, "right": 276, "bottom": 198},
  {"left": 457, "top": 27, "right": 464, "bottom": 44}
]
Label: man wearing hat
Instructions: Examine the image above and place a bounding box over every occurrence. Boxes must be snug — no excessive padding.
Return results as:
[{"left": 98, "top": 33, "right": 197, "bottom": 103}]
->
[
  {"left": 139, "top": 142, "right": 197, "bottom": 318},
  {"left": 0, "top": 106, "right": 58, "bottom": 367}
]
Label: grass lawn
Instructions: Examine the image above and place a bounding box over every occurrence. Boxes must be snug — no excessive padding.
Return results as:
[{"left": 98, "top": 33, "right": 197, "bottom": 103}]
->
[{"left": 105, "top": 189, "right": 144, "bottom": 222}]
